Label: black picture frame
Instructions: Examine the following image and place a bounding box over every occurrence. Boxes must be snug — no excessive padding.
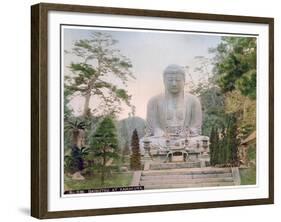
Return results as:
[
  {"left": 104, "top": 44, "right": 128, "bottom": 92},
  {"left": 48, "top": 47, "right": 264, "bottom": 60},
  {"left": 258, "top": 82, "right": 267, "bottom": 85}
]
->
[{"left": 31, "top": 3, "right": 274, "bottom": 219}]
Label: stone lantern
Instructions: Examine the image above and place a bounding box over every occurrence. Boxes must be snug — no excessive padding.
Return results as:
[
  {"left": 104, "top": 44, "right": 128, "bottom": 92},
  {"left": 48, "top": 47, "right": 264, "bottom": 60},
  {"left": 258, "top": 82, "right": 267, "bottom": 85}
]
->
[
  {"left": 143, "top": 137, "right": 152, "bottom": 160},
  {"left": 202, "top": 139, "right": 208, "bottom": 149}
]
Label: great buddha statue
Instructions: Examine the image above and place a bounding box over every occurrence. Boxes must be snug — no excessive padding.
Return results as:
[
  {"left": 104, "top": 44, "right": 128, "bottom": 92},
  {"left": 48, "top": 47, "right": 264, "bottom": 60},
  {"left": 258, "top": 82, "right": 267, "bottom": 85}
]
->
[
  {"left": 139, "top": 64, "right": 210, "bottom": 160},
  {"left": 146, "top": 64, "right": 202, "bottom": 137}
]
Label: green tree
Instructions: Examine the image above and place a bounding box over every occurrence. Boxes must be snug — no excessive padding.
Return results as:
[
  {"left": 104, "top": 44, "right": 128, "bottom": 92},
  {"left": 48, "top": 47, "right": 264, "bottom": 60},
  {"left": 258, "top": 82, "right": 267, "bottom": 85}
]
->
[
  {"left": 210, "top": 114, "right": 240, "bottom": 165},
  {"left": 211, "top": 37, "right": 257, "bottom": 99},
  {"left": 90, "top": 116, "right": 119, "bottom": 185},
  {"left": 185, "top": 57, "right": 226, "bottom": 136},
  {"left": 213, "top": 115, "right": 240, "bottom": 166},
  {"left": 226, "top": 114, "right": 240, "bottom": 166},
  {"left": 209, "top": 37, "right": 256, "bottom": 141},
  {"left": 225, "top": 90, "right": 256, "bottom": 138},
  {"left": 209, "top": 127, "right": 216, "bottom": 165},
  {"left": 65, "top": 32, "right": 135, "bottom": 117},
  {"left": 130, "top": 129, "right": 141, "bottom": 170},
  {"left": 213, "top": 128, "right": 220, "bottom": 165},
  {"left": 200, "top": 87, "right": 226, "bottom": 136},
  {"left": 221, "top": 126, "right": 229, "bottom": 164}
]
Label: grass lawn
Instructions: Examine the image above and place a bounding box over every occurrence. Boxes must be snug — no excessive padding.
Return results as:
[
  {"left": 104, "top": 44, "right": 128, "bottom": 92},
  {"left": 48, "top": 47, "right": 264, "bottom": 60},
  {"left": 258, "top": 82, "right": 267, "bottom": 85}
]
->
[
  {"left": 64, "top": 172, "right": 133, "bottom": 191},
  {"left": 239, "top": 167, "right": 256, "bottom": 185}
]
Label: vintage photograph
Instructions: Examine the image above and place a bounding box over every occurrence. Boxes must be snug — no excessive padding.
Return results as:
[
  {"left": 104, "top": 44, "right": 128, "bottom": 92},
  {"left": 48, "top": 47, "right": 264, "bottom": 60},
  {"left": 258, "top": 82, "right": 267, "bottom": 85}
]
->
[{"left": 62, "top": 26, "right": 257, "bottom": 194}]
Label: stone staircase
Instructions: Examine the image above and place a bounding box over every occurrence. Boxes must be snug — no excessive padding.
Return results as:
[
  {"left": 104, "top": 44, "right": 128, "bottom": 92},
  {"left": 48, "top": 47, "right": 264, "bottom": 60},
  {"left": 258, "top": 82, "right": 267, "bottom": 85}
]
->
[{"left": 139, "top": 167, "right": 240, "bottom": 189}]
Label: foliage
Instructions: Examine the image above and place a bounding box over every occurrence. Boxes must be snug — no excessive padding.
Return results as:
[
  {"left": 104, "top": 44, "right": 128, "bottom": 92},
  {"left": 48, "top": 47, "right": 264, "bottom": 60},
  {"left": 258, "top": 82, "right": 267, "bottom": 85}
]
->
[
  {"left": 187, "top": 37, "right": 256, "bottom": 166},
  {"left": 200, "top": 86, "right": 226, "bottom": 136},
  {"left": 185, "top": 56, "right": 226, "bottom": 136},
  {"left": 209, "top": 127, "right": 219, "bottom": 165},
  {"left": 64, "top": 118, "right": 89, "bottom": 174},
  {"left": 65, "top": 119, "right": 87, "bottom": 131},
  {"left": 226, "top": 114, "right": 240, "bottom": 165},
  {"left": 211, "top": 37, "right": 257, "bottom": 99},
  {"left": 130, "top": 129, "right": 141, "bottom": 170},
  {"left": 64, "top": 118, "right": 87, "bottom": 150},
  {"left": 185, "top": 56, "right": 214, "bottom": 94},
  {"left": 209, "top": 114, "right": 240, "bottom": 166},
  {"left": 224, "top": 90, "right": 256, "bottom": 138},
  {"left": 188, "top": 37, "right": 256, "bottom": 138},
  {"left": 64, "top": 116, "right": 102, "bottom": 149},
  {"left": 64, "top": 146, "right": 89, "bottom": 173},
  {"left": 65, "top": 32, "right": 135, "bottom": 116},
  {"left": 90, "top": 116, "right": 120, "bottom": 184}
]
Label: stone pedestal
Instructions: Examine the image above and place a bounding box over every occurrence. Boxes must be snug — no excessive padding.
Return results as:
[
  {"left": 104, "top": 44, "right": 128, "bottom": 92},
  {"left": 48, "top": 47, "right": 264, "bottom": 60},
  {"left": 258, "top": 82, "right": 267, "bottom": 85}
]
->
[
  {"left": 141, "top": 134, "right": 210, "bottom": 168},
  {"left": 142, "top": 138, "right": 153, "bottom": 170}
]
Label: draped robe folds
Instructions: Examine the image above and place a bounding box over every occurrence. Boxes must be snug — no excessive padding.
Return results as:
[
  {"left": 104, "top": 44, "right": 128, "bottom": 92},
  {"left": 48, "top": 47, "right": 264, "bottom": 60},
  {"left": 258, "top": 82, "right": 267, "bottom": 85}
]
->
[{"left": 146, "top": 92, "right": 202, "bottom": 137}]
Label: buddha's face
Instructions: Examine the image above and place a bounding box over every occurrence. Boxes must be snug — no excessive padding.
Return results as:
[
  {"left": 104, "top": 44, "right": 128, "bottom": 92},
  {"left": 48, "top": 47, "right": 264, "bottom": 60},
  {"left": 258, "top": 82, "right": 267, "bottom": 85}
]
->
[{"left": 164, "top": 72, "right": 185, "bottom": 94}]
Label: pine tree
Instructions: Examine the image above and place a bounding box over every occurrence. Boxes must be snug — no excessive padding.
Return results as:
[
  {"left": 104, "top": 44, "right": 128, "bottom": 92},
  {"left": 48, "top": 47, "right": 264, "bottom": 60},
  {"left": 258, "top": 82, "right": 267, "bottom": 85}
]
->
[
  {"left": 220, "top": 114, "right": 240, "bottom": 166},
  {"left": 130, "top": 129, "right": 141, "bottom": 170},
  {"left": 217, "top": 139, "right": 222, "bottom": 165},
  {"left": 228, "top": 115, "right": 240, "bottom": 166},
  {"left": 214, "top": 127, "right": 220, "bottom": 165},
  {"left": 90, "top": 116, "right": 119, "bottom": 185},
  {"left": 65, "top": 32, "right": 134, "bottom": 117},
  {"left": 209, "top": 127, "right": 216, "bottom": 165},
  {"left": 210, "top": 127, "right": 220, "bottom": 166},
  {"left": 225, "top": 120, "right": 232, "bottom": 165},
  {"left": 220, "top": 126, "right": 227, "bottom": 165},
  {"left": 211, "top": 37, "right": 257, "bottom": 99}
]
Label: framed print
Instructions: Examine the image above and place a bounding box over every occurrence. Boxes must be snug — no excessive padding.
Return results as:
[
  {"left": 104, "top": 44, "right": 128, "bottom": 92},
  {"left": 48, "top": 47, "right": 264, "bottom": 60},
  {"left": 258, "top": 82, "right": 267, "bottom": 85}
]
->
[{"left": 31, "top": 3, "right": 274, "bottom": 219}]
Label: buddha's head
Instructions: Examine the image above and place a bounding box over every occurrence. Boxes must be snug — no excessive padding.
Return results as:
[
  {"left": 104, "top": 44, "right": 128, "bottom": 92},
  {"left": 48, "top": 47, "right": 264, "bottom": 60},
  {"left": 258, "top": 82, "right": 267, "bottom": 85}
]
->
[{"left": 163, "top": 64, "right": 185, "bottom": 95}]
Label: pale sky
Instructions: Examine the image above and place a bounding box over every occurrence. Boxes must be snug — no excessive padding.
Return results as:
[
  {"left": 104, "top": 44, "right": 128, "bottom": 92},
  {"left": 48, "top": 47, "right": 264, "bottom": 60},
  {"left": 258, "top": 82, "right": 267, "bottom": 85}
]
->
[{"left": 63, "top": 27, "right": 221, "bottom": 120}]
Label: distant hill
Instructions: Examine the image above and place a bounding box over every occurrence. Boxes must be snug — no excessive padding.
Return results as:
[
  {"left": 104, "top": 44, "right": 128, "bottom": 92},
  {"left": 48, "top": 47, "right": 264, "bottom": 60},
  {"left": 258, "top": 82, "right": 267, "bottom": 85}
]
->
[{"left": 117, "top": 116, "right": 146, "bottom": 150}]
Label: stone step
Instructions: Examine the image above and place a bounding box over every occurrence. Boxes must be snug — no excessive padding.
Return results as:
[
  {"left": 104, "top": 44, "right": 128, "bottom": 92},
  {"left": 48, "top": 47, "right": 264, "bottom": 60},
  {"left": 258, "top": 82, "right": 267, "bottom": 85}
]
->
[
  {"left": 141, "top": 167, "right": 231, "bottom": 176},
  {"left": 150, "top": 162, "right": 201, "bottom": 170},
  {"left": 141, "top": 172, "right": 233, "bottom": 180},
  {"left": 142, "top": 181, "right": 236, "bottom": 189},
  {"left": 140, "top": 177, "right": 234, "bottom": 186}
]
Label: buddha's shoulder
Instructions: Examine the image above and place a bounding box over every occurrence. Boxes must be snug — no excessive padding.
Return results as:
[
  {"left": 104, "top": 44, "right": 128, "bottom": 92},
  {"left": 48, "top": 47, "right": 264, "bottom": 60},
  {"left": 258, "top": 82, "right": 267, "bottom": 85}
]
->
[
  {"left": 184, "top": 92, "right": 199, "bottom": 101},
  {"left": 147, "top": 94, "right": 165, "bottom": 104}
]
